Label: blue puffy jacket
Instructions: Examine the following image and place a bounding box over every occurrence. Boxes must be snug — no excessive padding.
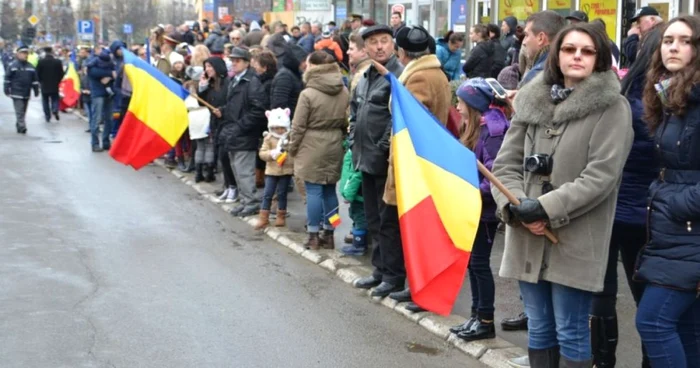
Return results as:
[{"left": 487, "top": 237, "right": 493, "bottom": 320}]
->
[
  {"left": 87, "top": 50, "right": 116, "bottom": 98},
  {"left": 615, "top": 74, "right": 657, "bottom": 224},
  {"left": 436, "top": 38, "right": 462, "bottom": 81},
  {"left": 635, "top": 85, "right": 700, "bottom": 292}
]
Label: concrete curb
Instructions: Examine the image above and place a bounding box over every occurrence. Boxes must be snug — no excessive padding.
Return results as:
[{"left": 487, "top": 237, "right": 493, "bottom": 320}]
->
[{"left": 154, "top": 159, "right": 527, "bottom": 367}]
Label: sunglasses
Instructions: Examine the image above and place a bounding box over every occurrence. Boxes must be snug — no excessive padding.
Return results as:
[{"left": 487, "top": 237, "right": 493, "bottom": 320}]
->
[
  {"left": 559, "top": 45, "right": 597, "bottom": 56},
  {"left": 231, "top": 37, "right": 241, "bottom": 41}
]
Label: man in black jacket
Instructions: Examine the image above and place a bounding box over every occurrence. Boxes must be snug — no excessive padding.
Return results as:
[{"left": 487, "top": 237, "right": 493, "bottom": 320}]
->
[
  {"left": 214, "top": 48, "right": 269, "bottom": 217},
  {"left": 36, "top": 47, "right": 65, "bottom": 122},
  {"left": 4, "top": 44, "right": 39, "bottom": 134},
  {"left": 349, "top": 25, "right": 406, "bottom": 298}
]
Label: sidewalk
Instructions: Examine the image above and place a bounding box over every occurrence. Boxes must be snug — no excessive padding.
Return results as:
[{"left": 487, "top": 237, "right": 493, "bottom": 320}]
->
[{"left": 158, "top": 161, "right": 644, "bottom": 368}]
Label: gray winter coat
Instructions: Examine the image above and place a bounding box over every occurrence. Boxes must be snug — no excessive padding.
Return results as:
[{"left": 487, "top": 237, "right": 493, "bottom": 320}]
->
[
  {"left": 491, "top": 71, "right": 633, "bottom": 292},
  {"left": 349, "top": 55, "right": 404, "bottom": 176}
]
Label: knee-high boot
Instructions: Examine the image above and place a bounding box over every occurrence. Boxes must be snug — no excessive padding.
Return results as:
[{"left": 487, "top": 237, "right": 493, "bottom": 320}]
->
[{"left": 590, "top": 315, "right": 618, "bottom": 368}]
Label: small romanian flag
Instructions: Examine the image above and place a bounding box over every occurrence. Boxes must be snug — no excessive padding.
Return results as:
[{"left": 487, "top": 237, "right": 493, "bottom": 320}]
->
[
  {"left": 276, "top": 151, "right": 288, "bottom": 167},
  {"left": 328, "top": 209, "right": 341, "bottom": 228}
]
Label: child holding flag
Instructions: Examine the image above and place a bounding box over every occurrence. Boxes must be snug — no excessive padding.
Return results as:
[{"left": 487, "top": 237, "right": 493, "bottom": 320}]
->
[
  {"left": 449, "top": 78, "right": 509, "bottom": 342},
  {"left": 255, "top": 108, "right": 294, "bottom": 230}
]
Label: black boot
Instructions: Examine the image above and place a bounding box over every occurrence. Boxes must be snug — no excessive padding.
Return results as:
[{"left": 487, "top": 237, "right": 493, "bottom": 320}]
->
[
  {"left": 501, "top": 312, "right": 528, "bottom": 331},
  {"left": 204, "top": 164, "right": 216, "bottom": 182},
  {"left": 450, "top": 310, "right": 478, "bottom": 334},
  {"left": 590, "top": 315, "right": 618, "bottom": 368},
  {"left": 457, "top": 316, "right": 495, "bottom": 342},
  {"left": 528, "top": 346, "right": 560, "bottom": 368},
  {"left": 194, "top": 164, "right": 204, "bottom": 183}
]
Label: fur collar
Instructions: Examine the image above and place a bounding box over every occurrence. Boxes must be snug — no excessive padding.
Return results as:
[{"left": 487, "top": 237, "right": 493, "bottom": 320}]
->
[
  {"left": 514, "top": 70, "right": 621, "bottom": 126},
  {"left": 398, "top": 54, "right": 442, "bottom": 84}
]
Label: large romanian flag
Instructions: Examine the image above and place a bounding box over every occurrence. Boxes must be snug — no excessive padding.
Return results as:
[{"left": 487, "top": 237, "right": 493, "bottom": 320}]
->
[
  {"left": 389, "top": 74, "right": 482, "bottom": 316},
  {"left": 109, "top": 48, "right": 189, "bottom": 169}
]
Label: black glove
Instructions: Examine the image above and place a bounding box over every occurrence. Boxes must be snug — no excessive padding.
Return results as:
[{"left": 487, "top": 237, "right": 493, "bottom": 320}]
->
[{"left": 509, "top": 198, "right": 549, "bottom": 224}]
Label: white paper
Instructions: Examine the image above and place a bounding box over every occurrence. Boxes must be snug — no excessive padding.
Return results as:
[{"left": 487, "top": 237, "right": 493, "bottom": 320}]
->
[{"left": 188, "top": 107, "right": 211, "bottom": 140}]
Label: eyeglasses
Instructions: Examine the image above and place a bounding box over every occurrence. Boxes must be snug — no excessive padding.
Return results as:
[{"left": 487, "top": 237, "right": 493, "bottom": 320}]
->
[
  {"left": 559, "top": 45, "right": 597, "bottom": 56},
  {"left": 231, "top": 37, "right": 241, "bottom": 41}
]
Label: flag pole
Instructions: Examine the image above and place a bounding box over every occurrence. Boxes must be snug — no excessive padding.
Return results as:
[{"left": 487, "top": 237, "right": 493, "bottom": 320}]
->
[
  {"left": 477, "top": 161, "right": 559, "bottom": 244},
  {"left": 189, "top": 93, "right": 217, "bottom": 111}
]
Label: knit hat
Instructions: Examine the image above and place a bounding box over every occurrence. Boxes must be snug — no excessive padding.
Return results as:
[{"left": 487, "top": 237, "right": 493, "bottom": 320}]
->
[
  {"left": 321, "top": 30, "right": 332, "bottom": 39},
  {"left": 456, "top": 78, "right": 494, "bottom": 113},
  {"left": 497, "top": 64, "right": 521, "bottom": 90},
  {"left": 265, "top": 108, "right": 291, "bottom": 131}
]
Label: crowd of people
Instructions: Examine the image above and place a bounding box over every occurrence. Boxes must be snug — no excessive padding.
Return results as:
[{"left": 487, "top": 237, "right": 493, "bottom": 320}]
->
[{"left": 3, "top": 7, "right": 699, "bottom": 368}]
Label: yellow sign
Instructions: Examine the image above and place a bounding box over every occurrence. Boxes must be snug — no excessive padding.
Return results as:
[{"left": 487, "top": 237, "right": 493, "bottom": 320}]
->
[
  {"left": 580, "top": 0, "right": 618, "bottom": 42},
  {"left": 28, "top": 15, "right": 39, "bottom": 26},
  {"left": 548, "top": 0, "right": 571, "bottom": 10},
  {"left": 499, "top": 0, "right": 540, "bottom": 21},
  {"left": 647, "top": 2, "right": 669, "bottom": 20}
]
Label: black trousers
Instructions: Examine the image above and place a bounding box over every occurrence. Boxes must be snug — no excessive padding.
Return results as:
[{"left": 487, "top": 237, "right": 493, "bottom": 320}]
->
[
  {"left": 362, "top": 172, "right": 405, "bottom": 285},
  {"left": 219, "top": 145, "right": 236, "bottom": 188}
]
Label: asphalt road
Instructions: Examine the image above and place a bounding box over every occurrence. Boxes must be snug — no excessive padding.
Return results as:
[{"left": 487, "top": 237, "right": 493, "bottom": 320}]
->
[{"left": 0, "top": 96, "right": 488, "bottom": 368}]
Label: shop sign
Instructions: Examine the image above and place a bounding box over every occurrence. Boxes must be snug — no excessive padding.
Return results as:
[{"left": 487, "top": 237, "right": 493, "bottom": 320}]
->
[{"left": 581, "top": 0, "right": 618, "bottom": 42}]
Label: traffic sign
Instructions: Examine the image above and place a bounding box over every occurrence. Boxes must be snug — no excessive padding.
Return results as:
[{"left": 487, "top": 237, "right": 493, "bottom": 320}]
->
[
  {"left": 77, "top": 20, "right": 94, "bottom": 34},
  {"left": 123, "top": 24, "right": 132, "bottom": 34},
  {"left": 45, "top": 33, "right": 52, "bottom": 42},
  {"left": 28, "top": 15, "right": 39, "bottom": 26}
]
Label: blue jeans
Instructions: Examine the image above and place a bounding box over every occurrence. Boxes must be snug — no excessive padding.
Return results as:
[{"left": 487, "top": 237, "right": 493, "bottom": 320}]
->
[
  {"left": 519, "top": 280, "right": 593, "bottom": 361},
  {"left": 636, "top": 285, "right": 700, "bottom": 367},
  {"left": 304, "top": 182, "right": 339, "bottom": 233},
  {"left": 468, "top": 221, "right": 498, "bottom": 319},
  {"left": 41, "top": 93, "right": 59, "bottom": 121},
  {"left": 262, "top": 175, "right": 291, "bottom": 211},
  {"left": 90, "top": 96, "right": 113, "bottom": 148}
]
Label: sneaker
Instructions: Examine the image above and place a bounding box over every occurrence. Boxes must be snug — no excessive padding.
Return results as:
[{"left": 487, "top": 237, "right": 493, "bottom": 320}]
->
[
  {"left": 225, "top": 188, "right": 239, "bottom": 203},
  {"left": 507, "top": 355, "right": 529, "bottom": 368},
  {"left": 217, "top": 188, "right": 230, "bottom": 202}
]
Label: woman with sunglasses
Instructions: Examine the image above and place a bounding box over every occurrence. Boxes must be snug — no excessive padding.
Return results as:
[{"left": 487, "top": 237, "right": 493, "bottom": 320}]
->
[
  {"left": 635, "top": 15, "right": 700, "bottom": 368},
  {"left": 491, "top": 23, "right": 633, "bottom": 367}
]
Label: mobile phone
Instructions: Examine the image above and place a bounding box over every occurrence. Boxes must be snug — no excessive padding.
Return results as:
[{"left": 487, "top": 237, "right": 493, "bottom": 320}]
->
[{"left": 485, "top": 78, "right": 508, "bottom": 100}]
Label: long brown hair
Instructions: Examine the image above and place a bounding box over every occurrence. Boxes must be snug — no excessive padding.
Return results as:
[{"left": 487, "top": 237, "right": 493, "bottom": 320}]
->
[
  {"left": 544, "top": 23, "right": 612, "bottom": 86},
  {"left": 459, "top": 105, "right": 482, "bottom": 150},
  {"left": 643, "top": 15, "right": 700, "bottom": 133}
]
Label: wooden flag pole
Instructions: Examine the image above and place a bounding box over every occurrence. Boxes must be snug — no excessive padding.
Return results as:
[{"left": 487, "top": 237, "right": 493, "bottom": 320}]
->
[
  {"left": 189, "top": 93, "right": 217, "bottom": 112},
  {"left": 477, "top": 161, "right": 559, "bottom": 244}
]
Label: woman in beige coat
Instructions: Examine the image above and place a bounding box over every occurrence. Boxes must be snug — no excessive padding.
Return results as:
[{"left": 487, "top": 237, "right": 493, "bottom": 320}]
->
[
  {"left": 491, "top": 23, "right": 633, "bottom": 367},
  {"left": 288, "top": 51, "right": 349, "bottom": 250}
]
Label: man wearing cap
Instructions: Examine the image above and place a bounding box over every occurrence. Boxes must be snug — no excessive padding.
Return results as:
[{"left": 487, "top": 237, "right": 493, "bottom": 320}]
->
[
  {"left": 566, "top": 10, "right": 589, "bottom": 24},
  {"left": 350, "top": 25, "right": 405, "bottom": 297},
  {"left": 4, "top": 44, "right": 39, "bottom": 134},
  {"left": 155, "top": 34, "right": 179, "bottom": 76},
  {"left": 380, "top": 25, "right": 452, "bottom": 308},
  {"left": 624, "top": 6, "right": 662, "bottom": 66},
  {"left": 216, "top": 47, "right": 269, "bottom": 217},
  {"left": 36, "top": 47, "right": 65, "bottom": 123}
]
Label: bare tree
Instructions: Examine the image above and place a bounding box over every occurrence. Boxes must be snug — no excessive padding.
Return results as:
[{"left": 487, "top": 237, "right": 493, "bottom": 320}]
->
[{"left": 1, "top": 0, "right": 21, "bottom": 41}]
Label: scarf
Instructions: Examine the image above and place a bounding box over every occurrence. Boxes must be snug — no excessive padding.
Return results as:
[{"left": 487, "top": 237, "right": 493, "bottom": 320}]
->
[
  {"left": 551, "top": 84, "right": 574, "bottom": 104},
  {"left": 654, "top": 77, "right": 672, "bottom": 107}
]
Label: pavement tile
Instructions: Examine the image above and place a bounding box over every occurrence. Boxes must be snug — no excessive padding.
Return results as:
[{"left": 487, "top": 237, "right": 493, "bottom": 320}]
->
[
  {"left": 319, "top": 258, "right": 339, "bottom": 272},
  {"left": 325, "top": 252, "right": 363, "bottom": 266},
  {"left": 380, "top": 297, "right": 398, "bottom": 310},
  {"left": 287, "top": 241, "right": 306, "bottom": 255},
  {"left": 479, "top": 347, "right": 528, "bottom": 368},
  {"left": 447, "top": 334, "right": 488, "bottom": 359}
]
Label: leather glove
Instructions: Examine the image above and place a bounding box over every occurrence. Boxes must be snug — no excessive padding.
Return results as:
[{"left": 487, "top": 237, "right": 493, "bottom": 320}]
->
[{"left": 509, "top": 198, "right": 549, "bottom": 224}]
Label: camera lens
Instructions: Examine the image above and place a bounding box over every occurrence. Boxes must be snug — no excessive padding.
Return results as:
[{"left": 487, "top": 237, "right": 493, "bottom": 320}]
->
[{"left": 524, "top": 156, "right": 540, "bottom": 172}]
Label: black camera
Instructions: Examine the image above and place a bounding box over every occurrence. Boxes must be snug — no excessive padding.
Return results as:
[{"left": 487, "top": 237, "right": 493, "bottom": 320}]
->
[{"left": 524, "top": 154, "right": 553, "bottom": 176}]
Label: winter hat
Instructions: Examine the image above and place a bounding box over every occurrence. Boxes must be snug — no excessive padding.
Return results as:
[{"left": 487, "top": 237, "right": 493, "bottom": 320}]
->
[
  {"left": 204, "top": 56, "right": 227, "bottom": 78},
  {"left": 456, "top": 78, "right": 494, "bottom": 113},
  {"left": 321, "top": 30, "right": 332, "bottom": 39},
  {"left": 395, "top": 25, "right": 433, "bottom": 53},
  {"left": 16, "top": 44, "right": 29, "bottom": 53},
  {"left": 497, "top": 64, "right": 521, "bottom": 90},
  {"left": 98, "top": 48, "right": 111, "bottom": 61},
  {"left": 265, "top": 108, "right": 291, "bottom": 132}
]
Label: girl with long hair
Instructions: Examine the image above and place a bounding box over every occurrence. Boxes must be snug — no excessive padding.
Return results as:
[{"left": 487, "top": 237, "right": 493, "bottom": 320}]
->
[
  {"left": 463, "top": 24, "right": 494, "bottom": 78},
  {"left": 635, "top": 15, "right": 700, "bottom": 367}
]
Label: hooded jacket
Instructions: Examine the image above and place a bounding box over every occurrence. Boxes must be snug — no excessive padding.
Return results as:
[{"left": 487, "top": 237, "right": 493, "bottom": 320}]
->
[
  {"left": 87, "top": 50, "right": 115, "bottom": 98},
  {"left": 463, "top": 41, "right": 494, "bottom": 79},
  {"left": 270, "top": 43, "right": 306, "bottom": 118},
  {"left": 219, "top": 67, "right": 268, "bottom": 151},
  {"left": 198, "top": 57, "right": 230, "bottom": 141},
  {"left": 635, "top": 85, "right": 700, "bottom": 292},
  {"left": 314, "top": 38, "right": 344, "bottom": 63},
  {"left": 436, "top": 38, "right": 462, "bottom": 81},
  {"left": 204, "top": 24, "right": 226, "bottom": 53},
  {"left": 349, "top": 55, "right": 404, "bottom": 175},
  {"left": 288, "top": 63, "right": 349, "bottom": 184},
  {"left": 109, "top": 40, "right": 127, "bottom": 96},
  {"left": 36, "top": 53, "right": 65, "bottom": 94},
  {"left": 500, "top": 16, "right": 518, "bottom": 52}
]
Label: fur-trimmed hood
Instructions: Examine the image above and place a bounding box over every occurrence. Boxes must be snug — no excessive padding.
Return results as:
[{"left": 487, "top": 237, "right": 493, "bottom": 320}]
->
[
  {"left": 514, "top": 70, "right": 621, "bottom": 125},
  {"left": 303, "top": 63, "right": 344, "bottom": 96}
]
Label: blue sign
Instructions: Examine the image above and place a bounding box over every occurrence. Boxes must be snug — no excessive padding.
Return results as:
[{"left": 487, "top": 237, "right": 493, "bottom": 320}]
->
[
  {"left": 45, "top": 33, "right": 53, "bottom": 42},
  {"left": 77, "top": 20, "right": 93, "bottom": 34},
  {"left": 336, "top": 6, "right": 347, "bottom": 21},
  {"left": 123, "top": 24, "right": 132, "bottom": 34}
]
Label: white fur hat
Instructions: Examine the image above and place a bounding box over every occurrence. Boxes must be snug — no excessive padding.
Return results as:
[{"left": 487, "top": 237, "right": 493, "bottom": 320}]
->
[{"left": 265, "top": 108, "right": 291, "bottom": 130}]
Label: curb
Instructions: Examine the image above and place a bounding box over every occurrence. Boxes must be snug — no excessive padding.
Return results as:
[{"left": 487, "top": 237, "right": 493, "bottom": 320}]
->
[{"left": 154, "top": 158, "right": 527, "bottom": 367}]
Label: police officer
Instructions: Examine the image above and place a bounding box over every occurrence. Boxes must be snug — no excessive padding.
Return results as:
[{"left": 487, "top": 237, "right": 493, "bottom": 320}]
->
[{"left": 4, "top": 44, "right": 39, "bottom": 134}]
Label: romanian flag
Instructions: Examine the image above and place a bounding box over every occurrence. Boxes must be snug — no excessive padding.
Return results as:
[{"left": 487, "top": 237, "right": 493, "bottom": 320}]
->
[
  {"left": 276, "top": 151, "right": 288, "bottom": 167},
  {"left": 110, "top": 48, "right": 189, "bottom": 169},
  {"left": 389, "top": 74, "right": 481, "bottom": 316},
  {"left": 328, "top": 208, "right": 342, "bottom": 228},
  {"left": 59, "top": 63, "right": 80, "bottom": 108}
]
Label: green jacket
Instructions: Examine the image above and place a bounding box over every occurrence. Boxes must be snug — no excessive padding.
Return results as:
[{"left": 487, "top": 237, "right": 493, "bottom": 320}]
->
[{"left": 339, "top": 147, "right": 363, "bottom": 202}]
